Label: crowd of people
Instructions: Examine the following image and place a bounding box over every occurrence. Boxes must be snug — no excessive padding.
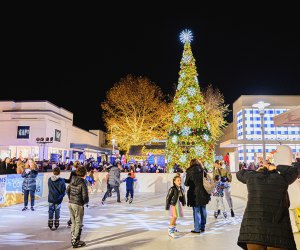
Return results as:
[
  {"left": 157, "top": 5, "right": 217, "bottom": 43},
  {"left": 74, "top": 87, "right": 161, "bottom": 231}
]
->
[{"left": 1, "top": 148, "right": 299, "bottom": 249}]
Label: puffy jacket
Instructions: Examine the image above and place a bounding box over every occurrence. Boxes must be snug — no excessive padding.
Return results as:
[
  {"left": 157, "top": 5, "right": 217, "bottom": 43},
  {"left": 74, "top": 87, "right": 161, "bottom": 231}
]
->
[
  {"left": 166, "top": 185, "right": 186, "bottom": 210},
  {"left": 108, "top": 166, "right": 120, "bottom": 187},
  {"left": 48, "top": 175, "right": 66, "bottom": 204},
  {"left": 66, "top": 176, "right": 89, "bottom": 206},
  {"left": 236, "top": 165, "right": 298, "bottom": 250},
  {"left": 212, "top": 166, "right": 232, "bottom": 182},
  {"left": 22, "top": 169, "right": 38, "bottom": 191},
  {"left": 184, "top": 164, "right": 210, "bottom": 207}
]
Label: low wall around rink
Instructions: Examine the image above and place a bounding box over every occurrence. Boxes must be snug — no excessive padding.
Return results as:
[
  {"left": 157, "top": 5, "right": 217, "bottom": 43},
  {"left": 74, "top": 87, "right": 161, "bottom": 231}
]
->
[{"left": 1, "top": 172, "right": 299, "bottom": 208}]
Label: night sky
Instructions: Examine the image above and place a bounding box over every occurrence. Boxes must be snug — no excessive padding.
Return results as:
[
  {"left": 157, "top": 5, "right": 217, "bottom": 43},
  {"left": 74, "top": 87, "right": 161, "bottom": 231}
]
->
[{"left": 2, "top": 7, "right": 299, "bottom": 131}]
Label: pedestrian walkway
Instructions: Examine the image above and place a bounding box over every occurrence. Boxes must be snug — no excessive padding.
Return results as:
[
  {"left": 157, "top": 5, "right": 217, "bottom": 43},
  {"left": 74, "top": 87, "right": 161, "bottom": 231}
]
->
[{"left": 0, "top": 193, "right": 299, "bottom": 250}]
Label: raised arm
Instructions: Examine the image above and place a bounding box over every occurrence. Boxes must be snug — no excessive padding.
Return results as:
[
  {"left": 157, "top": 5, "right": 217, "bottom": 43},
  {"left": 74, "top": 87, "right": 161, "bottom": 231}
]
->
[
  {"left": 276, "top": 165, "right": 298, "bottom": 185},
  {"left": 236, "top": 169, "right": 255, "bottom": 184}
]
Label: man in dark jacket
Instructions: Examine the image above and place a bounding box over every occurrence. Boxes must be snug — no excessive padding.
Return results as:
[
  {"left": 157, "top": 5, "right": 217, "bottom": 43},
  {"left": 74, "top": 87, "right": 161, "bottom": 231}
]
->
[
  {"left": 236, "top": 145, "right": 298, "bottom": 250},
  {"left": 48, "top": 167, "right": 66, "bottom": 230},
  {"left": 67, "top": 166, "right": 89, "bottom": 248},
  {"left": 184, "top": 159, "right": 210, "bottom": 233},
  {"left": 64, "top": 160, "right": 80, "bottom": 227}
]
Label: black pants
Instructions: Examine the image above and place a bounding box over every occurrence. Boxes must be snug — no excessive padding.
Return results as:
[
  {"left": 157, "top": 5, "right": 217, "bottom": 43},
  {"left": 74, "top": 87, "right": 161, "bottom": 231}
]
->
[
  {"left": 103, "top": 185, "right": 120, "bottom": 202},
  {"left": 24, "top": 190, "right": 35, "bottom": 207}
]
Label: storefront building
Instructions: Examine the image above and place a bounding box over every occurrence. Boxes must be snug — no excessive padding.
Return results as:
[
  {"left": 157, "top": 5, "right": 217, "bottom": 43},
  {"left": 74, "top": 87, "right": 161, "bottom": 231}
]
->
[
  {"left": 219, "top": 95, "right": 300, "bottom": 171},
  {"left": 0, "top": 100, "right": 111, "bottom": 162}
]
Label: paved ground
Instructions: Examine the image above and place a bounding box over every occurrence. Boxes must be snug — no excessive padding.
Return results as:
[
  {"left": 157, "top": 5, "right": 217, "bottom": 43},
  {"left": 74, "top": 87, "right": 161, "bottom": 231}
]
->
[{"left": 0, "top": 193, "right": 299, "bottom": 250}]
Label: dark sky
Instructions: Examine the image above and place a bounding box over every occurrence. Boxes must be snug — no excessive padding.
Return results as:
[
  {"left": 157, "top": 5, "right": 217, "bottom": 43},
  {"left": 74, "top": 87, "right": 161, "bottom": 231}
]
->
[{"left": 2, "top": 7, "right": 300, "bottom": 131}]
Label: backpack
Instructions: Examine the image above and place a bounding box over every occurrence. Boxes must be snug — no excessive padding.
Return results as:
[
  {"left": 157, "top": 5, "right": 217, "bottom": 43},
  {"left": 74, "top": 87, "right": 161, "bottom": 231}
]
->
[{"left": 203, "top": 171, "right": 215, "bottom": 194}]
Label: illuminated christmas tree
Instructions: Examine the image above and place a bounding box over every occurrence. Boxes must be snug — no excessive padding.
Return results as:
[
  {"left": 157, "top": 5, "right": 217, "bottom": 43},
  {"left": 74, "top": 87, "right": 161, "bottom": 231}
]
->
[{"left": 166, "top": 30, "right": 213, "bottom": 170}]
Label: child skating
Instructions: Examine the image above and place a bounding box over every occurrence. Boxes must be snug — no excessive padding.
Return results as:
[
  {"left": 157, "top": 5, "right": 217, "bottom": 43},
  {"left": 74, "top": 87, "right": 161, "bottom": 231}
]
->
[
  {"left": 48, "top": 167, "right": 66, "bottom": 230},
  {"left": 122, "top": 172, "right": 137, "bottom": 203},
  {"left": 212, "top": 175, "right": 228, "bottom": 219},
  {"left": 165, "top": 175, "right": 186, "bottom": 238}
]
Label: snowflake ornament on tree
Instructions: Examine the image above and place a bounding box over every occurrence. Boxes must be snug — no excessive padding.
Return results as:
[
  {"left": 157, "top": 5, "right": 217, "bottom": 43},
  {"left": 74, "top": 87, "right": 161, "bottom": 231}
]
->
[
  {"left": 182, "top": 55, "right": 191, "bottom": 64},
  {"left": 195, "top": 105, "right": 202, "bottom": 112},
  {"left": 172, "top": 135, "right": 178, "bottom": 144},
  {"left": 187, "top": 112, "right": 194, "bottom": 119},
  {"left": 181, "top": 126, "right": 191, "bottom": 136},
  {"left": 173, "top": 114, "right": 180, "bottom": 123},
  {"left": 179, "top": 154, "right": 187, "bottom": 163},
  {"left": 195, "top": 145, "right": 204, "bottom": 157},
  {"left": 187, "top": 87, "right": 196, "bottom": 96},
  {"left": 177, "top": 82, "right": 183, "bottom": 90},
  {"left": 203, "top": 134, "right": 210, "bottom": 141},
  {"left": 178, "top": 96, "right": 188, "bottom": 105}
]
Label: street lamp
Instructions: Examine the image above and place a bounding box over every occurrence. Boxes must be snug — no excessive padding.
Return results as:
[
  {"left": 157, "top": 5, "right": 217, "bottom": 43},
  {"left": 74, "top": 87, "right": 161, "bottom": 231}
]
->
[
  {"left": 111, "top": 138, "right": 116, "bottom": 155},
  {"left": 252, "top": 101, "right": 270, "bottom": 161},
  {"left": 36, "top": 137, "right": 53, "bottom": 160}
]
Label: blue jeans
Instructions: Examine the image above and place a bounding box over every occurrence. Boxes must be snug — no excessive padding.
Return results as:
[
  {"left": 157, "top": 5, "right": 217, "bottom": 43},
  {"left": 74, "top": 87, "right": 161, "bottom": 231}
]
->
[
  {"left": 49, "top": 203, "right": 61, "bottom": 220},
  {"left": 193, "top": 205, "right": 207, "bottom": 232},
  {"left": 126, "top": 189, "right": 134, "bottom": 198},
  {"left": 24, "top": 190, "right": 35, "bottom": 207},
  {"left": 102, "top": 185, "right": 120, "bottom": 202}
]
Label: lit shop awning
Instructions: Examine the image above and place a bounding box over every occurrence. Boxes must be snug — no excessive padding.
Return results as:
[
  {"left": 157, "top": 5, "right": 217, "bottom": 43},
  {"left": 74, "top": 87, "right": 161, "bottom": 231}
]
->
[{"left": 274, "top": 106, "right": 300, "bottom": 126}]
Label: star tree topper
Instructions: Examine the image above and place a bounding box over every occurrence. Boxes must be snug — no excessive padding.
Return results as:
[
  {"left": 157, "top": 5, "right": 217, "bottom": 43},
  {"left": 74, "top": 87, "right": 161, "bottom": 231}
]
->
[{"left": 180, "top": 29, "right": 193, "bottom": 43}]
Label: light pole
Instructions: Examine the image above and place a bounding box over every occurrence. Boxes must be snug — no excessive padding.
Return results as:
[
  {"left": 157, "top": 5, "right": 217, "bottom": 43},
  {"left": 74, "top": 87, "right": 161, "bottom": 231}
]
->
[
  {"left": 111, "top": 138, "right": 116, "bottom": 155},
  {"left": 252, "top": 101, "right": 270, "bottom": 161},
  {"left": 36, "top": 137, "right": 53, "bottom": 160}
]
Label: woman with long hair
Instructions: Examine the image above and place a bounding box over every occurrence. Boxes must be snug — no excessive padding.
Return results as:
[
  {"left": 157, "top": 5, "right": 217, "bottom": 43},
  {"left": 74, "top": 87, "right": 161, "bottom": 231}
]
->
[
  {"left": 184, "top": 159, "right": 211, "bottom": 233},
  {"left": 21, "top": 159, "right": 38, "bottom": 211}
]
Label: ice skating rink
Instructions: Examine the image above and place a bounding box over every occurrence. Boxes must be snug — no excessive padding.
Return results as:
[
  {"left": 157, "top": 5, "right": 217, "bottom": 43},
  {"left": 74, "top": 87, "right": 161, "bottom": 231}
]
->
[{"left": 0, "top": 193, "right": 299, "bottom": 250}]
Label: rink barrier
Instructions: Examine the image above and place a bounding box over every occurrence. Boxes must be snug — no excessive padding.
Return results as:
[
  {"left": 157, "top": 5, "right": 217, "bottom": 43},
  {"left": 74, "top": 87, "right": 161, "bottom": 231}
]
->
[{"left": 0, "top": 172, "right": 299, "bottom": 207}]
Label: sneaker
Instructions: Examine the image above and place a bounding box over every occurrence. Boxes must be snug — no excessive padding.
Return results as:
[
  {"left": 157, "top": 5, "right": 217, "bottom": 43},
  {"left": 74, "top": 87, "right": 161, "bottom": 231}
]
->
[
  {"left": 168, "top": 226, "right": 175, "bottom": 238},
  {"left": 125, "top": 197, "right": 128, "bottom": 202},
  {"left": 190, "top": 230, "right": 200, "bottom": 234},
  {"left": 101, "top": 200, "right": 105, "bottom": 205},
  {"left": 129, "top": 198, "right": 133, "bottom": 204},
  {"left": 174, "top": 227, "right": 179, "bottom": 232},
  {"left": 31, "top": 207, "right": 35, "bottom": 211},
  {"left": 200, "top": 228, "right": 205, "bottom": 232},
  {"left": 231, "top": 209, "right": 235, "bottom": 217},
  {"left": 223, "top": 212, "right": 227, "bottom": 218},
  {"left": 22, "top": 207, "right": 28, "bottom": 211}
]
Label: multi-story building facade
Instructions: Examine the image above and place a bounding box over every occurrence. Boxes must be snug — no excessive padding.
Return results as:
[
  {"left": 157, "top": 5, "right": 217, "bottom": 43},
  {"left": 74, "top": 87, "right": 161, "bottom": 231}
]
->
[
  {"left": 0, "top": 100, "right": 111, "bottom": 162},
  {"left": 220, "top": 95, "right": 300, "bottom": 171}
]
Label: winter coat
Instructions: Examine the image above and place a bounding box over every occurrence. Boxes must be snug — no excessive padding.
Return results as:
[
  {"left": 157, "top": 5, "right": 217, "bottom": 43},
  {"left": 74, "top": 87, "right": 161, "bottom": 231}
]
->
[
  {"left": 166, "top": 185, "right": 186, "bottom": 210},
  {"left": 21, "top": 169, "right": 38, "bottom": 191},
  {"left": 184, "top": 164, "right": 210, "bottom": 207},
  {"left": 64, "top": 170, "right": 77, "bottom": 184},
  {"left": 212, "top": 167, "right": 232, "bottom": 182},
  {"left": 108, "top": 166, "right": 120, "bottom": 187},
  {"left": 123, "top": 177, "right": 137, "bottom": 190},
  {"left": 236, "top": 165, "right": 298, "bottom": 250},
  {"left": 48, "top": 175, "right": 66, "bottom": 204},
  {"left": 66, "top": 176, "right": 89, "bottom": 206}
]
